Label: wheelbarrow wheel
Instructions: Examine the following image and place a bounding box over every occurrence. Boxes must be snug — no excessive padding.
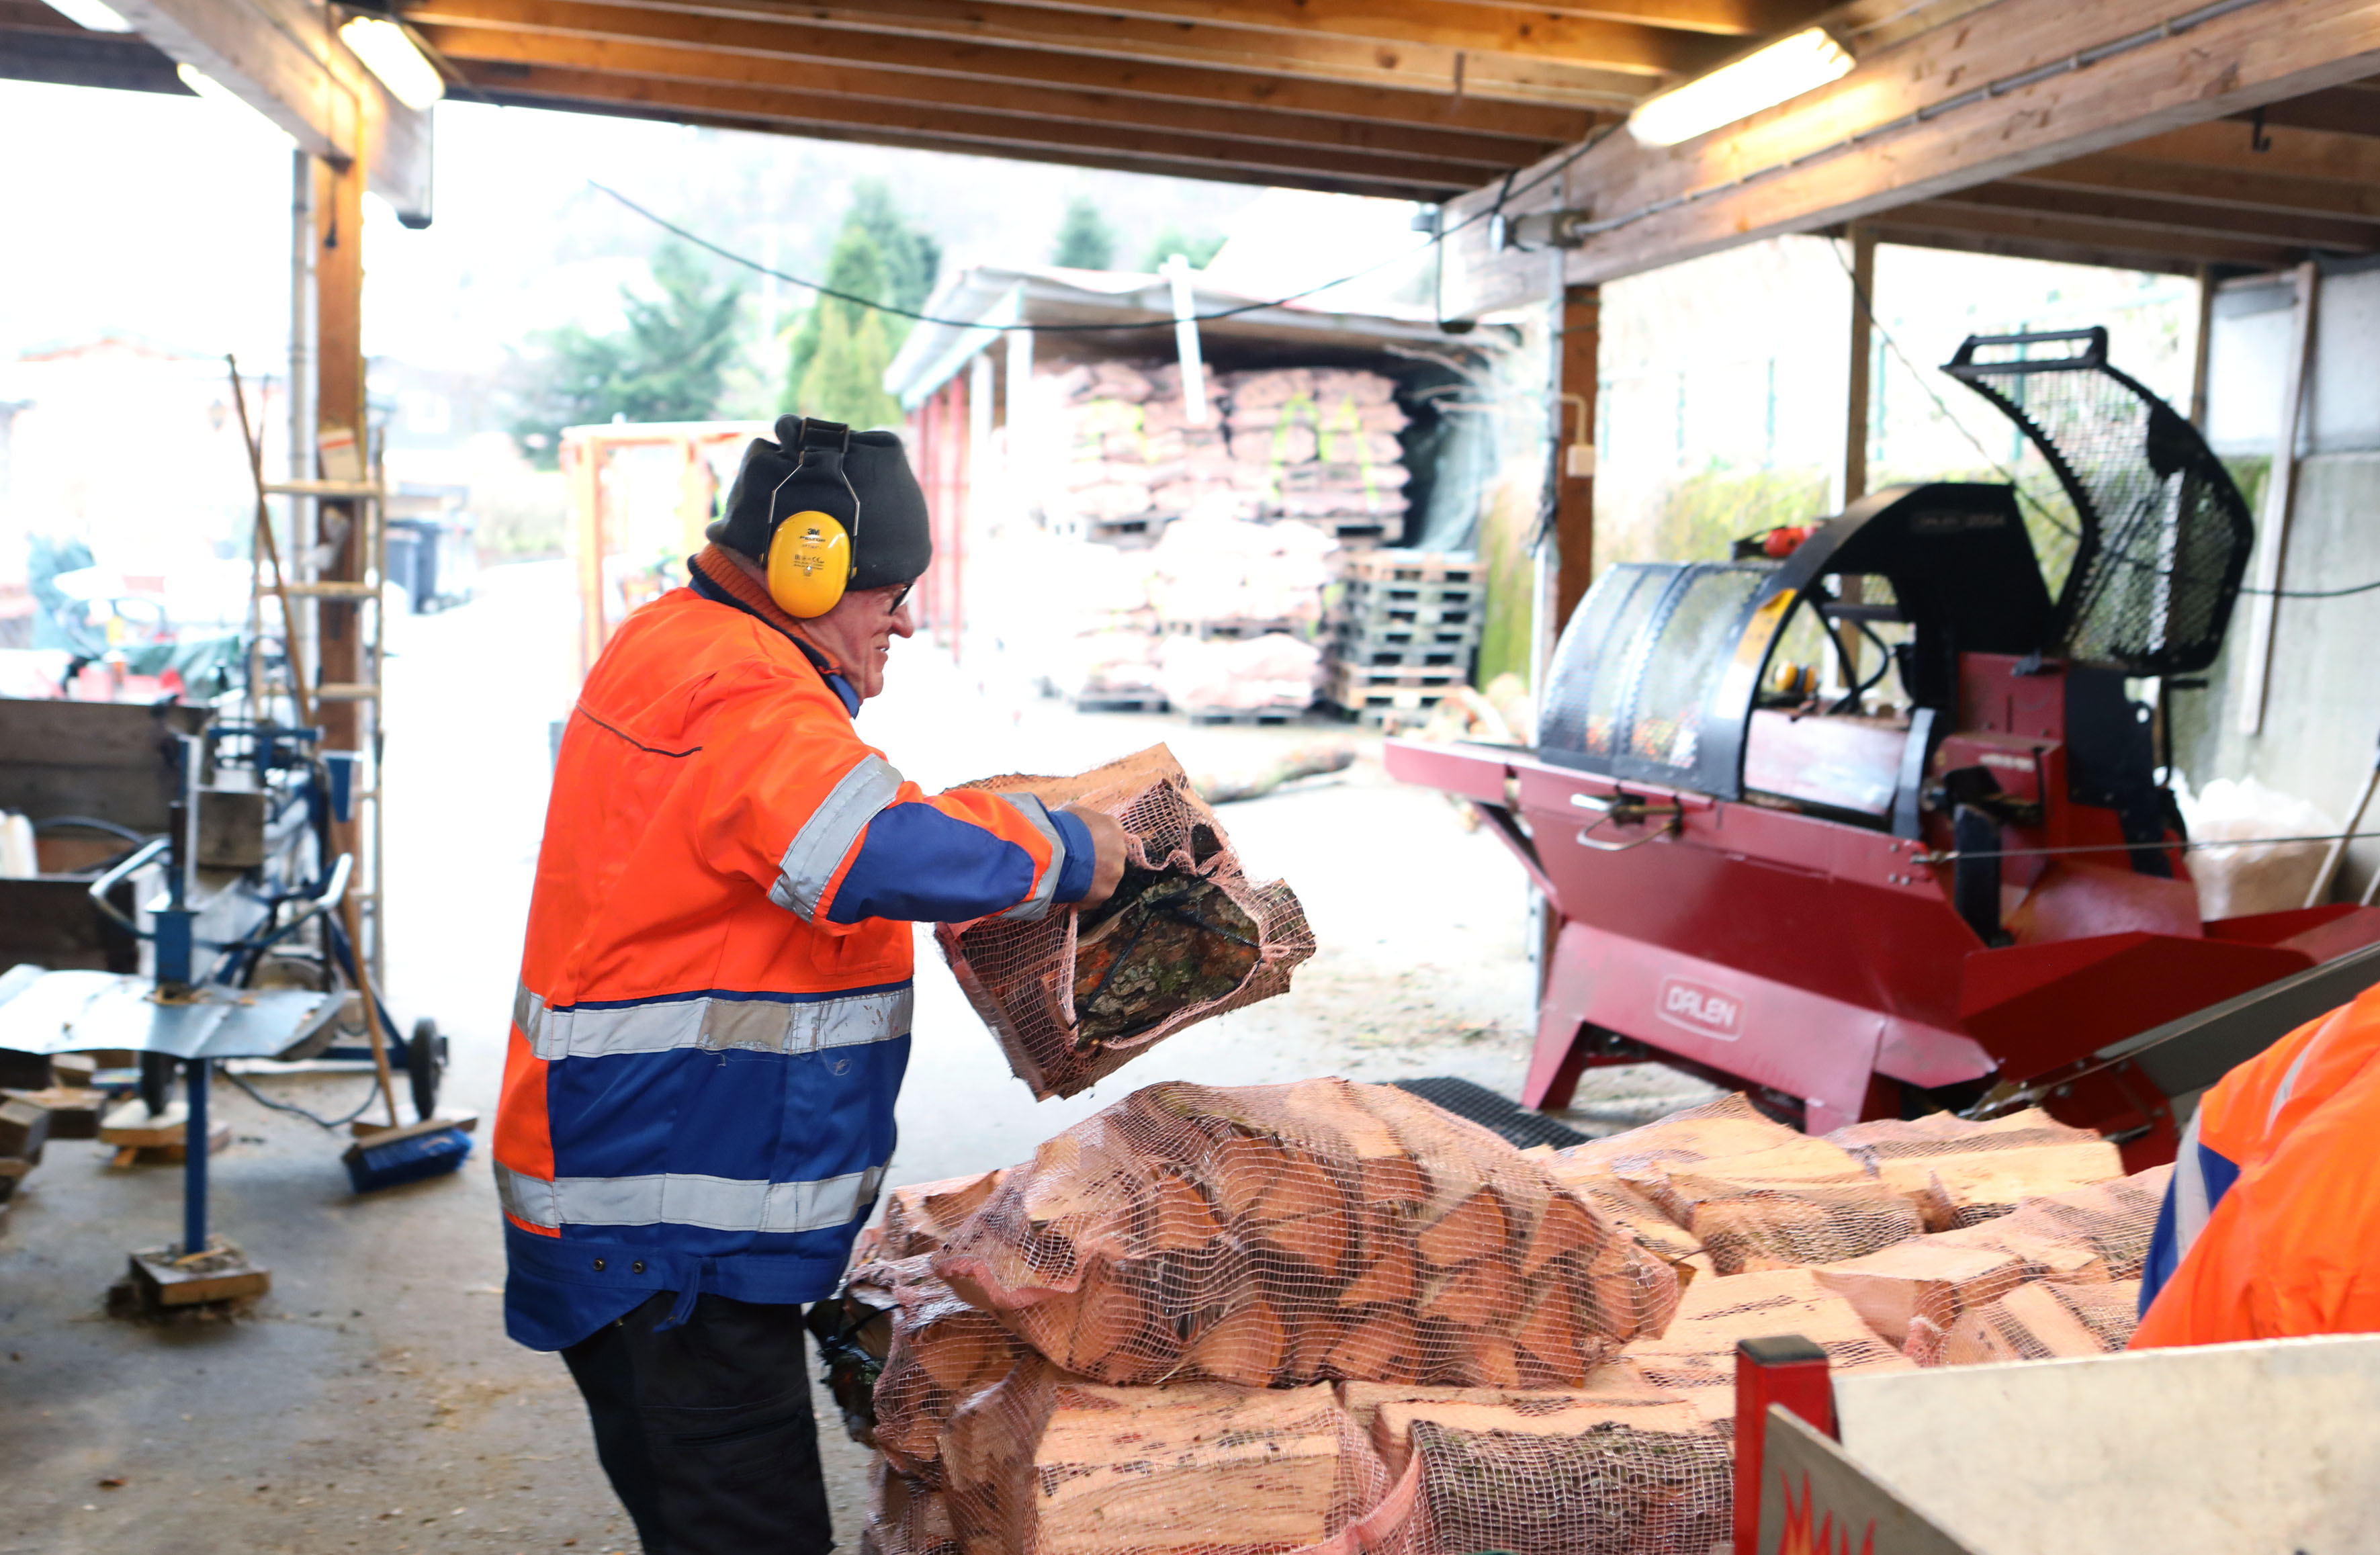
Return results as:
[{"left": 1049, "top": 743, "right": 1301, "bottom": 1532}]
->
[{"left": 406, "top": 1016, "right": 447, "bottom": 1122}]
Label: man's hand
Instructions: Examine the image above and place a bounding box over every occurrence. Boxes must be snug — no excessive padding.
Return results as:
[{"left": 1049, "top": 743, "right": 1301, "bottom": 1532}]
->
[{"left": 1062, "top": 804, "right": 1129, "bottom": 912}]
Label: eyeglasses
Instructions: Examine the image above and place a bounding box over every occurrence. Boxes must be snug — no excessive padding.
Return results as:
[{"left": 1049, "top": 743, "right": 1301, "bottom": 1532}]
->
[{"left": 887, "top": 581, "right": 914, "bottom": 613}]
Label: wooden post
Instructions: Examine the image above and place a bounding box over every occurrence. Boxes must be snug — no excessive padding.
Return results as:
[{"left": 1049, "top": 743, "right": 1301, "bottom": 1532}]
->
[
  {"left": 2235, "top": 259, "right": 2320, "bottom": 736},
  {"left": 1733, "top": 1335, "right": 1837, "bottom": 1555},
  {"left": 312, "top": 148, "right": 366, "bottom": 753},
  {"left": 1842, "top": 225, "right": 1876, "bottom": 509},
  {"left": 1552, "top": 284, "right": 1599, "bottom": 638},
  {"left": 2187, "top": 264, "right": 2217, "bottom": 430}
]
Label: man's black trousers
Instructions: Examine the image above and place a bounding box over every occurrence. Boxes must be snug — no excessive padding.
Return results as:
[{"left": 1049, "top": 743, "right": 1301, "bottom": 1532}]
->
[{"left": 562, "top": 1291, "right": 834, "bottom": 1555}]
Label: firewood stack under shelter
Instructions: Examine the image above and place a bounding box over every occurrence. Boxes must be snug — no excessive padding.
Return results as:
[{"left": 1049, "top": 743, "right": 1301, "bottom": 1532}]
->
[{"left": 826, "top": 1083, "right": 2166, "bottom": 1555}]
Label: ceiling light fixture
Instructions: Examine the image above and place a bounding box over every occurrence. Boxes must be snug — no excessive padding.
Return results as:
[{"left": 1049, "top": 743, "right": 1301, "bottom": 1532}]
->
[
  {"left": 1626, "top": 28, "right": 1853, "bottom": 148},
  {"left": 339, "top": 14, "right": 445, "bottom": 110},
  {"left": 40, "top": 0, "right": 133, "bottom": 31}
]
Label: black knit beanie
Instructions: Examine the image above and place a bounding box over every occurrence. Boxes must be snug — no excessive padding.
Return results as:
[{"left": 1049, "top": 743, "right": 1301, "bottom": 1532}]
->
[{"left": 707, "top": 416, "right": 933, "bottom": 591}]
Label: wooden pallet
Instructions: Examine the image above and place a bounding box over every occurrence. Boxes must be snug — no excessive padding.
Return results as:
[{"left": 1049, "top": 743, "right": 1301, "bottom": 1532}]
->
[
  {"left": 1344, "top": 577, "right": 1482, "bottom": 609},
  {"left": 1341, "top": 551, "right": 1480, "bottom": 586},
  {"left": 1276, "top": 517, "right": 1397, "bottom": 546},
  {"left": 1329, "top": 662, "right": 1466, "bottom": 694},
  {"left": 1325, "top": 694, "right": 1450, "bottom": 730},
  {"left": 1331, "top": 641, "right": 1475, "bottom": 670},
  {"left": 1159, "top": 618, "right": 1313, "bottom": 641},
  {"left": 1071, "top": 692, "right": 1170, "bottom": 714},
  {"left": 1182, "top": 704, "right": 1311, "bottom": 725},
  {"left": 1329, "top": 616, "right": 1480, "bottom": 648}
]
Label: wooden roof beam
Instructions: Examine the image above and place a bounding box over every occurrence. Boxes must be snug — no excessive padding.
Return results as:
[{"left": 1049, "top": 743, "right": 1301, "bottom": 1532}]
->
[
  {"left": 1933, "top": 180, "right": 2380, "bottom": 252},
  {"left": 2228, "top": 77, "right": 2380, "bottom": 137},
  {"left": 1861, "top": 222, "right": 2212, "bottom": 277},
  {"left": 662, "top": 0, "right": 1658, "bottom": 103},
  {"left": 1435, "top": 0, "right": 2380, "bottom": 310},
  {"left": 451, "top": 58, "right": 1479, "bottom": 197},
  {"left": 2008, "top": 150, "right": 2380, "bottom": 222},
  {"left": 425, "top": 22, "right": 1519, "bottom": 176},
  {"left": 1876, "top": 200, "right": 2303, "bottom": 267},
  {"left": 400, "top": 0, "right": 1595, "bottom": 144},
  {"left": 994, "top": 0, "right": 1788, "bottom": 52}
]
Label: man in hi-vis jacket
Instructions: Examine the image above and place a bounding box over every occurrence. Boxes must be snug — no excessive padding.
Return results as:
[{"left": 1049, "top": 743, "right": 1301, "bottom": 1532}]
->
[{"left": 495, "top": 416, "right": 1125, "bottom": 1554}]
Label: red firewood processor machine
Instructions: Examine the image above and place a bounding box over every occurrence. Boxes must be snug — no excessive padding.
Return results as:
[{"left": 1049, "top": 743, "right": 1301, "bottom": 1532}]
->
[{"left": 1387, "top": 328, "right": 2380, "bottom": 1164}]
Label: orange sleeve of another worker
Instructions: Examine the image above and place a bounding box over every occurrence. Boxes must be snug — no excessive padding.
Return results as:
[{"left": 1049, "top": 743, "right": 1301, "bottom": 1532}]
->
[{"left": 2135, "top": 1045, "right": 2380, "bottom": 1346}]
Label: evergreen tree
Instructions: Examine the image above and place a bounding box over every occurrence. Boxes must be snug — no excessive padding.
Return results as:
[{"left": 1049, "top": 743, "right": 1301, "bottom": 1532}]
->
[
  {"left": 791, "top": 224, "right": 904, "bottom": 428},
  {"left": 1052, "top": 196, "right": 1116, "bottom": 269},
  {"left": 509, "top": 243, "right": 745, "bottom": 465},
  {"left": 781, "top": 183, "right": 941, "bottom": 419},
  {"left": 1140, "top": 227, "right": 1226, "bottom": 271}
]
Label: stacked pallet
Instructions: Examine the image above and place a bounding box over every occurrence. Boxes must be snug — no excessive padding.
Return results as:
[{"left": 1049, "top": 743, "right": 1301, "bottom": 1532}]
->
[
  {"left": 1324, "top": 552, "right": 1484, "bottom": 729},
  {"left": 836, "top": 1083, "right": 2164, "bottom": 1555}
]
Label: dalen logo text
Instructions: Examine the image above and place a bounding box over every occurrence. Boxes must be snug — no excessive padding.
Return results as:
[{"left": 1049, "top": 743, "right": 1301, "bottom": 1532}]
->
[{"left": 1657, "top": 975, "right": 1745, "bottom": 1041}]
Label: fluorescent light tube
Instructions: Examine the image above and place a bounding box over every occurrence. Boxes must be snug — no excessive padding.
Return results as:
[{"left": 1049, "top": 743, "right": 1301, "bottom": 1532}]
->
[
  {"left": 339, "top": 14, "right": 445, "bottom": 111},
  {"left": 41, "top": 0, "right": 133, "bottom": 30},
  {"left": 1628, "top": 28, "right": 1853, "bottom": 148}
]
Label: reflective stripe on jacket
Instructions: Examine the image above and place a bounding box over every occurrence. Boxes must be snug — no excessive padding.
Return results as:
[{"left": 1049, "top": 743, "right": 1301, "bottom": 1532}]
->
[
  {"left": 496, "top": 557, "right": 1093, "bottom": 1350},
  {"left": 2132, "top": 985, "right": 2380, "bottom": 1347}
]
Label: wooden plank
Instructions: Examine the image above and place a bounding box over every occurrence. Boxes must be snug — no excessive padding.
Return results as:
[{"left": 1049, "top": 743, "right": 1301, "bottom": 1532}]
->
[
  {"left": 976, "top": 0, "right": 1752, "bottom": 69},
  {"left": 105, "top": 0, "right": 429, "bottom": 218},
  {"left": 419, "top": 19, "right": 1534, "bottom": 171},
  {"left": 2230, "top": 78, "right": 2380, "bottom": 137},
  {"left": 687, "top": 0, "right": 1658, "bottom": 104},
  {"left": 0, "top": 21, "right": 190, "bottom": 93},
  {"left": 1440, "top": 0, "right": 2380, "bottom": 308},
  {"left": 2010, "top": 148, "right": 2380, "bottom": 222},
  {"left": 1552, "top": 285, "right": 1598, "bottom": 637},
  {"left": 456, "top": 61, "right": 1483, "bottom": 195},
  {"left": 1863, "top": 221, "right": 2211, "bottom": 277},
  {"left": 406, "top": 0, "right": 1595, "bottom": 144},
  {"left": 1931, "top": 179, "right": 2380, "bottom": 251},
  {"left": 1870, "top": 201, "right": 2302, "bottom": 269}
]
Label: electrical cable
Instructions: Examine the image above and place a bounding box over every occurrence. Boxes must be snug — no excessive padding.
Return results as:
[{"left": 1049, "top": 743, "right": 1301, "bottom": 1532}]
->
[
  {"left": 220, "top": 1064, "right": 384, "bottom": 1130},
  {"left": 1831, "top": 241, "right": 2380, "bottom": 600},
  {"left": 583, "top": 128, "right": 1616, "bottom": 337}
]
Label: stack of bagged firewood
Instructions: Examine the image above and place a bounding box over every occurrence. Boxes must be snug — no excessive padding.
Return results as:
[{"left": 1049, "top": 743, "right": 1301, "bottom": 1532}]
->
[
  {"left": 833, "top": 1083, "right": 2168, "bottom": 1555},
  {"left": 1223, "top": 368, "right": 1411, "bottom": 549}
]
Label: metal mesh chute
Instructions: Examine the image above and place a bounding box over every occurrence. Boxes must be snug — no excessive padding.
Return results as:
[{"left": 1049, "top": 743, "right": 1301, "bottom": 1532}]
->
[{"left": 1943, "top": 326, "right": 2254, "bottom": 675}]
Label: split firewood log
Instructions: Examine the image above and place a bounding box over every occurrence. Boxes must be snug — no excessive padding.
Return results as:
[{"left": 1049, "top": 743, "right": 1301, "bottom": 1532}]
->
[
  {"left": 1673, "top": 1180, "right": 1926, "bottom": 1275},
  {"left": 864, "top": 1258, "right": 1036, "bottom": 1485},
  {"left": 1532, "top": 1149, "right": 1714, "bottom": 1284},
  {"left": 1826, "top": 1108, "right": 2123, "bottom": 1230},
  {"left": 1558, "top": 1094, "right": 1824, "bottom": 1183},
  {"left": 865, "top": 1458, "right": 961, "bottom": 1555},
  {"left": 933, "top": 1079, "right": 1676, "bottom": 1389},
  {"left": 1939, "top": 1278, "right": 2144, "bottom": 1364},
  {"left": 881, "top": 1169, "right": 1012, "bottom": 1258},
  {"left": 1811, "top": 1239, "right": 2031, "bottom": 1349},
  {"left": 1407, "top": 1414, "right": 1733, "bottom": 1555},
  {"left": 940, "top": 1358, "right": 1380, "bottom": 1555},
  {"left": 1337, "top": 1363, "right": 1687, "bottom": 1476},
  {"left": 1622, "top": 1268, "right": 1916, "bottom": 1429}
]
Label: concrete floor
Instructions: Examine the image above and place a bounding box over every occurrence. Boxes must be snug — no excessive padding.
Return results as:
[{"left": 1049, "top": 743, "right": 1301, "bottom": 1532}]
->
[{"left": 0, "top": 561, "right": 1709, "bottom": 1554}]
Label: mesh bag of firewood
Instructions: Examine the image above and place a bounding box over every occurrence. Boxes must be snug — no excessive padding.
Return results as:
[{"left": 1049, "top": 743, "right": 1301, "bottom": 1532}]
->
[
  {"left": 1622, "top": 1268, "right": 1914, "bottom": 1433},
  {"left": 936, "top": 746, "right": 1315, "bottom": 1100},
  {"left": 854, "top": 1255, "right": 1037, "bottom": 1486},
  {"left": 863, "top": 1457, "right": 963, "bottom": 1555},
  {"left": 932, "top": 1079, "right": 1679, "bottom": 1389},
  {"left": 1892, "top": 1165, "right": 2169, "bottom": 1364},
  {"left": 1825, "top": 1108, "right": 2123, "bottom": 1230},
  {"left": 881, "top": 1169, "right": 1010, "bottom": 1259},
  {"left": 1395, "top": 1415, "right": 1734, "bottom": 1555},
  {"left": 1939, "top": 1278, "right": 2144, "bottom": 1364},
  {"left": 941, "top": 1357, "right": 1395, "bottom": 1555}
]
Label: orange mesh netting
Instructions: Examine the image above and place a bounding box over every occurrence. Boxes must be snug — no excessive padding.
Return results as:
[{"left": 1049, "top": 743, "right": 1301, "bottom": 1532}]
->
[
  {"left": 859, "top": 1255, "right": 1037, "bottom": 1486},
  {"left": 941, "top": 1359, "right": 1394, "bottom": 1555},
  {"left": 935, "top": 746, "right": 1315, "bottom": 1100},
  {"left": 931, "top": 1079, "right": 1680, "bottom": 1389},
  {"left": 1888, "top": 1165, "right": 2169, "bottom": 1364},
  {"left": 1825, "top": 1108, "right": 2125, "bottom": 1231},
  {"left": 882, "top": 1170, "right": 1012, "bottom": 1259},
  {"left": 1939, "top": 1278, "right": 2144, "bottom": 1364},
  {"left": 1620, "top": 1267, "right": 1914, "bottom": 1433},
  {"left": 865, "top": 1458, "right": 963, "bottom": 1555}
]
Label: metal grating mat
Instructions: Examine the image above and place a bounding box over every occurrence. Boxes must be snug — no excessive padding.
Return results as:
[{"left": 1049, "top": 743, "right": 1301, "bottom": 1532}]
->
[{"left": 1392, "top": 1075, "right": 1587, "bottom": 1149}]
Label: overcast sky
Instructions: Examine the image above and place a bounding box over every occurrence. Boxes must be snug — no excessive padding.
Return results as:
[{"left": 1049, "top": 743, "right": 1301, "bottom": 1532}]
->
[{"left": 0, "top": 80, "right": 1311, "bottom": 374}]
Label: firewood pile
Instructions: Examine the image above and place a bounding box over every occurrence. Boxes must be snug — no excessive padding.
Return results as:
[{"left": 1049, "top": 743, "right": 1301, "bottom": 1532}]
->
[
  {"left": 1037, "top": 360, "right": 1416, "bottom": 715},
  {"left": 934, "top": 747, "right": 1313, "bottom": 1100},
  {"left": 837, "top": 1085, "right": 2168, "bottom": 1555}
]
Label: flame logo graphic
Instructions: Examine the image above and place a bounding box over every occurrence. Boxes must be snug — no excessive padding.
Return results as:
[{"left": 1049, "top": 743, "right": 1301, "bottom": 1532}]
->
[{"left": 1774, "top": 1473, "right": 1876, "bottom": 1555}]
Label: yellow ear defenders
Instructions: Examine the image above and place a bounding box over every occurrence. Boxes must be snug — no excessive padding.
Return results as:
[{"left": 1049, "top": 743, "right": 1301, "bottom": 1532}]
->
[{"left": 763, "top": 418, "right": 862, "bottom": 619}]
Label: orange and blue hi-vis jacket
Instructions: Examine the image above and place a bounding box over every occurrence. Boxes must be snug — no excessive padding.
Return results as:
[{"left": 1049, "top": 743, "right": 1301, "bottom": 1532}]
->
[
  {"left": 2132, "top": 981, "right": 2380, "bottom": 1348},
  {"left": 495, "top": 553, "right": 1094, "bottom": 1349}
]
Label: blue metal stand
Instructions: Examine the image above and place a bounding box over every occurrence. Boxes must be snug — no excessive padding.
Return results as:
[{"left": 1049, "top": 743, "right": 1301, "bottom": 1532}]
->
[{"left": 183, "top": 1057, "right": 208, "bottom": 1256}]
